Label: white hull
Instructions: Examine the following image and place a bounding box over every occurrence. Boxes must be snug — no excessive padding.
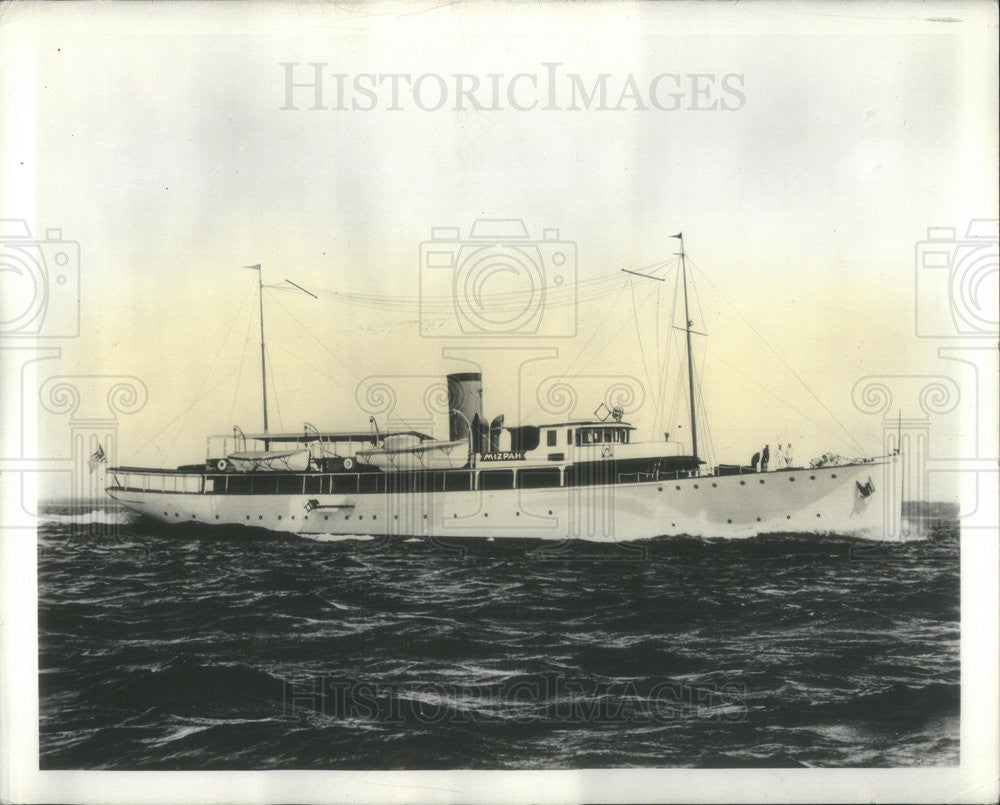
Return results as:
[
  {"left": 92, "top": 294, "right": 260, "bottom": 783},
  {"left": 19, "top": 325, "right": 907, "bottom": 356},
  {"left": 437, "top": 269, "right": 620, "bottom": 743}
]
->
[{"left": 107, "top": 457, "right": 900, "bottom": 541}]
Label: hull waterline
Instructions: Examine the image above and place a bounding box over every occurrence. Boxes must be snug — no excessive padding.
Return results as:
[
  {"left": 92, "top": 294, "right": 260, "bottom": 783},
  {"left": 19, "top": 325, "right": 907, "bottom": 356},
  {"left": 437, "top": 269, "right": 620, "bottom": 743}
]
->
[{"left": 107, "top": 457, "right": 899, "bottom": 541}]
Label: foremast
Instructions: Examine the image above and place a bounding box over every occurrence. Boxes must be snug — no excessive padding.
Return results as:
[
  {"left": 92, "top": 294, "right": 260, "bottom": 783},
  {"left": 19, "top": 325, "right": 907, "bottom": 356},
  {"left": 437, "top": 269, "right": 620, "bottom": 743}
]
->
[
  {"left": 621, "top": 231, "right": 702, "bottom": 470},
  {"left": 674, "top": 232, "right": 699, "bottom": 465}
]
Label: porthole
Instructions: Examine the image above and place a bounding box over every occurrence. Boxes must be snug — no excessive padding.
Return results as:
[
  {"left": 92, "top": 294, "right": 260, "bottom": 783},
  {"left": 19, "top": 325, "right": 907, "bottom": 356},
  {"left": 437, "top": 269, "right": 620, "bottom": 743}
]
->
[
  {"left": 422, "top": 514, "right": 427, "bottom": 520},
  {"left": 324, "top": 515, "right": 329, "bottom": 521},
  {"left": 789, "top": 477, "right": 795, "bottom": 482},
  {"left": 727, "top": 518, "right": 732, "bottom": 524},
  {"left": 515, "top": 512, "right": 520, "bottom": 516},
  {"left": 658, "top": 486, "right": 663, "bottom": 492},
  {"left": 786, "top": 515, "right": 791, "bottom": 519},
  {"left": 358, "top": 515, "right": 362, "bottom": 520},
  {"left": 675, "top": 485, "right": 681, "bottom": 490},
  {"left": 484, "top": 513, "right": 489, "bottom": 518},
  {"left": 215, "top": 515, "right": 219, "bottom": 520},
  {"left": 712, "top": 482, "right": 718, "bottom": 488},
  {"left": 831, "top": 474, "right": 838, "bottom": 479},
  {"left": 739, "top": 480, "right": 745, "bottom": 486},
  {"left": 453, "top": 513, "right": 458, "bottom": 518},
  {"left": 809, "top": 475, "right": 816, "bottom": 480},
  {"left": 548, "top": 510, "right": 553, "bottom": 515},
  {"left": 373, "top": 515, "right": 377, "bottom": 520},
  {"left": 278, "top": 515, "right": 282, "bottom": 520},
  {"left": 816, "top": 513, "right": 821, "bottom": 518},
  {"left": 163, "top": 511, "right": 168, "bottom": 516},
  {"left": 291, "top": 516, "right": 295, "bottom": 520},
  {"left": 694, "top": 484, "right": 699, "bottom": 489},
  {"left": 756, "top": 516, "right": 761, "bottom": 522},
  {"left": 345, "top": 515, "right": 350, "bottom": 520},
  {"left": 245, "top": 515, "right": 250, "bottom": 520},
  {"left": 394, "top": 515, "right": 398, "bottom": 520},
  {"left": 671, "top": 522, "right": 676, "bottom": 527},
  {"left": 759, "top": 479, "right": 765, "bottom": 484},
  {"left": 259, "top": 515, "right": 263, "bottom": 520}
]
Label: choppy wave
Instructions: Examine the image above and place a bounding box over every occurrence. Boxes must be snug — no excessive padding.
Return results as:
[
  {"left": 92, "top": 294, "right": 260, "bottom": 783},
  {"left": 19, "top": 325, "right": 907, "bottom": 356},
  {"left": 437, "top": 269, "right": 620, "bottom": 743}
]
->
[
  {"left": 37, "top": 503, "right": 960, "bottom": 769},
  {"left": 41, "top": 508, "right": 135, "bottom": 526}
]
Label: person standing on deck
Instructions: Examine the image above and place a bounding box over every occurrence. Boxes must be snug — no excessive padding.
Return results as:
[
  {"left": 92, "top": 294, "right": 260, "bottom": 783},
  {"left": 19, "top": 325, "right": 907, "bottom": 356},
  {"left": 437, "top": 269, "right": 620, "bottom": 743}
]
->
[
  {"left": 761, "top": 444, "right": 770, "bottom": 471},
  {"left": 775, "top": 443, "right": 785, "bottom": 469},
  {"left": 750, "top": 450, "right": 761, "bottom": 471},
  {"left": 785, "top": 442, "right": 794, "bottom": 468}
]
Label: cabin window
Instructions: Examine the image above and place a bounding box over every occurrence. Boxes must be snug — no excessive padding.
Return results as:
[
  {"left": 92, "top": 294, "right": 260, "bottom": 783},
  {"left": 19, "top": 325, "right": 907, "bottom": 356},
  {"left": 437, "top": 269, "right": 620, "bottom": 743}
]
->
[
  {"left": 518, "top": 468, "right": 561, "bottom": 489},
  {"left": 547, "top": 430, "right": 557, "bottom": 447},
  {"left": 227, "top": 475, "right": 251, "bottom": 495},
  {"left": 332, "top": 474, "right": 357, "bottom": 494},
  {"left": 566, "top": 429, "right": 572, "bottom": 445},
  {"left": 277, "top": 475, "right": 301, "bottom": 495},
  {"left": 358, "top": 474, "right": 380, "bottom": 493},
  {"left": 386, "top": 474, "right": 411, "bottom": 494},
  {"left": 444, "top": 472, "right": 472, "bottom": 492},
  {"left": 479, "top": 470, "right": 514, "bottom": 490},
  {"left": 565, "top": 462, "right": 613, "bottom": 486}
]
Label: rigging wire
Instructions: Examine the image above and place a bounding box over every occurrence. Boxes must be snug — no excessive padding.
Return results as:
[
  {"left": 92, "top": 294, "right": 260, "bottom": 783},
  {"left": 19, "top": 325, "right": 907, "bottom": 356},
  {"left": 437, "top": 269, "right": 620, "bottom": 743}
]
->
[
  {"left": 689, "top": 259, "right": 868, "bottom": 456},
  {"left": 126, "top": 369, "right": 240, "bottom": 463},
  {"left": 694, "top": 344, "right": 717, "bottom": 467},
  {"left": 664, "top": 336, "right": 686, "bottom": 446},
  {"left": 266, "top": 290, "right": 436, "bottom": 435},
  {"left": 629, "top": 278, "right": 658, "bottom": 429},
  {"left": 266, "top": 344, "right": 284, "bottom": 432},
  {"left": 657, "top": 266, "right": 682, "bottom": 439},
  {"left": 269, "top": 292, "right": 361, "bottom": 385},
  {"left": 516, "top": 278, "right": 632, "bottom": 424},
  {"left": 703, "top": 345, "right": 867, "bottom": 452},
  {"left": 269, "top": 341, "right": 352, "bottom": 394},
  {"left": 313, "top": 272, "right": 627, "bottom": 315},
  {"left": 144, "top": 248, "right": 869, "bottom": 465},
  {"left": 229, "top": 296, "right": 257, "bottom": 427},
  {"left": 155, "top": 282, "right": 254, "bottom": 465}
]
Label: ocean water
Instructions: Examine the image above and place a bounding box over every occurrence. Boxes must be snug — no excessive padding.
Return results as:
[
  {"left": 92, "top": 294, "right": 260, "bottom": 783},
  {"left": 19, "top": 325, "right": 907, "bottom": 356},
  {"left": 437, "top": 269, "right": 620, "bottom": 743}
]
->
[{"left": 38, "top": 503, "right": 959, "bottom": 769}]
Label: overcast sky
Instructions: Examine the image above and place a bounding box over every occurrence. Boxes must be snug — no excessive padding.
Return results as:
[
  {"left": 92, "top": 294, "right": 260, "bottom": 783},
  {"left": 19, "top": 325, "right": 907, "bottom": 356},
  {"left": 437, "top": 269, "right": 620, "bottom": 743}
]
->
[{"left": 2, "top": 1, "right": 996, "bottom": 502}]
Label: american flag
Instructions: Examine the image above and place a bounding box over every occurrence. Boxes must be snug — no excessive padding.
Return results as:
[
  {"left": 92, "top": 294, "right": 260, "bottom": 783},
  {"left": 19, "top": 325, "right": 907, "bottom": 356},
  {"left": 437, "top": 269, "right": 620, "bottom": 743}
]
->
[{"left": 87, "top": 444, "right": 106, "bottom": 473}]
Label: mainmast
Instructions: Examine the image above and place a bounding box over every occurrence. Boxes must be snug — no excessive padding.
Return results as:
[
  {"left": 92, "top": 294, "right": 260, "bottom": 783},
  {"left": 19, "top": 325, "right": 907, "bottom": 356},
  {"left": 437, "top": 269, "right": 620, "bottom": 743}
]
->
[
  {"left": 243, "top": 264, "right": 317, "bottom": 438},
  {"left": 674, "top": 232, "right": 699, "bottom": 464}
]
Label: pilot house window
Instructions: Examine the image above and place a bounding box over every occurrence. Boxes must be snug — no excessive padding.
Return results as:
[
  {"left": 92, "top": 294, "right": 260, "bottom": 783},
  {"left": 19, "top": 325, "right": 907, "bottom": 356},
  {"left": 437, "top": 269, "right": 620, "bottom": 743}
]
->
[
  {"left": 575, "top": 427, "right": 629, "bottom": 446},
  {"left": 546, "top": 430, "right": 557, "bottom": 447}
]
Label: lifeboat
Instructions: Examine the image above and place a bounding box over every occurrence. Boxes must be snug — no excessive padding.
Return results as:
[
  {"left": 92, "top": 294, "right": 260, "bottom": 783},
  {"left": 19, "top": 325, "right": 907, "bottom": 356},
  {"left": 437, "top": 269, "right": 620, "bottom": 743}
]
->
[
  {"left": 355, "top": 437, "right": 469, "bottom": 471},
  {"left": 225, "top": 448, "right": 310, "bottom": 472}
]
